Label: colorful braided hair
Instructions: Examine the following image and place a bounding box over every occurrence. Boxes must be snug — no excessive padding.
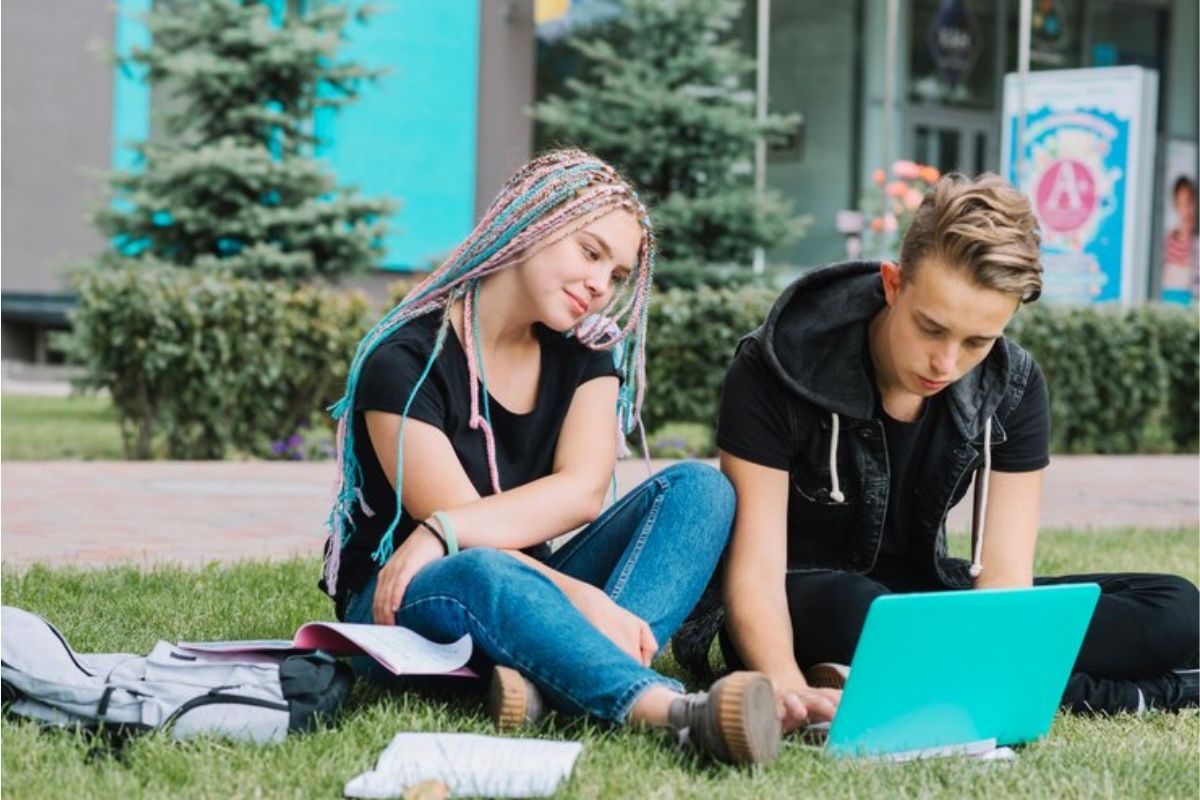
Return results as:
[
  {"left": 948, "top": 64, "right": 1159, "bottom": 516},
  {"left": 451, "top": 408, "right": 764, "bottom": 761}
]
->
[{"left": 323, "top": 149, "right": 657, "bottom": 596}]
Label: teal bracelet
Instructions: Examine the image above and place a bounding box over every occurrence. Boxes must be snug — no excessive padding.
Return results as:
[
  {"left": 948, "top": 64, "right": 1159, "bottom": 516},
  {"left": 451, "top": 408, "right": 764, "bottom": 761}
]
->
[{"left": 431, "top": 511, "right": 459, "bottom": 556}]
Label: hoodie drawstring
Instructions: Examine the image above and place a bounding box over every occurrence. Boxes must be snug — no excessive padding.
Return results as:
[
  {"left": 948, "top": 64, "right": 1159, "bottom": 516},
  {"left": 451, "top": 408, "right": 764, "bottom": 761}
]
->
[
  {"left": 828, "top": 413, "right": 845, "bottom": 503},
  {"left": 826, "top": 410, "right": 995, "bottom": 580},
  {"left": 969, "top": 417, "right": 994, "bottom": 578}
]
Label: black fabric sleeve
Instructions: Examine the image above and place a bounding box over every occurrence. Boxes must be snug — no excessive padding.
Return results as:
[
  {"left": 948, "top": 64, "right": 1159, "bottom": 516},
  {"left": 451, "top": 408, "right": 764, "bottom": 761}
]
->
[
  {"left": 716, "top": 340, "right": 795, "bottom": 470},
  {"left": 991, "top": 360, "right": 1050, "bottom": 473},
  {"left": 578, "top": 345, "right": 623, "bottom": 386},
  {"left": 353, "top": 336, "right": 447, "bottom": 430}
]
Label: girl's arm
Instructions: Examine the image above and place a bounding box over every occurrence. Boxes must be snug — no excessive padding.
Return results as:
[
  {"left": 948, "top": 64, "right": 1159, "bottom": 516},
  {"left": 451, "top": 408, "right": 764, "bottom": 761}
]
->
[
  {"left": 367, "top": 375, "right": 657, "bottom": 664},
  {"left": 364, "top": 375, "right": 620, "bottom": 549}
]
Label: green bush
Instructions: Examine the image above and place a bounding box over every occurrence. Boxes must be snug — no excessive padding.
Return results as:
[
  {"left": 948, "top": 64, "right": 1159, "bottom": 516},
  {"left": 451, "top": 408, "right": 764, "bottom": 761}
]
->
[
  {"left": 642, "top": 285, "right": 775, "bottom": 431},
  {"left": 652, "top": 260, "right": 770, "bottom": 291},
  {"left": 1008, "top": 304, "right": 1198, "bottom": 454},
  {"left": 646, "top": 421, "right": 716, "bottom": 459},
  {"left": 66, "top": 265, "right": 369, "bottom": 459},
  {"left": 1155, "top": 307, "right": 1200, "bottom": 452},
  {"left": 644, "top": 285, "right": 1200, "bottom": 454},
  {"left": 530, "top": 0, "right": 805, "bottom": 265}
]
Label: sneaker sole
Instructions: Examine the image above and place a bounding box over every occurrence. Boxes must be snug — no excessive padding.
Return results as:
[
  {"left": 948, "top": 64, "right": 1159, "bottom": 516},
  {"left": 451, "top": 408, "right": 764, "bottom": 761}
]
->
[
  {"left": 489, "top": 665, "right": 529, "bottom": 731},
  {"left": 805, "top": 663, "right": 849, "bottom": 690},
  {"left": 714, "top": 671, "right": 781, "bottom": 765}
]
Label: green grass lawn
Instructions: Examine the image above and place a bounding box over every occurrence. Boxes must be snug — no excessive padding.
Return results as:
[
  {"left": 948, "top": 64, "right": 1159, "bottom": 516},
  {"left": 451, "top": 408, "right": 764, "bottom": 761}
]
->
[
  {"left": 1, "top": 394, "right": 125, "bottom": 460},
  {"left": 3, "top": 528, "right": 1198, "bottom": 799}
]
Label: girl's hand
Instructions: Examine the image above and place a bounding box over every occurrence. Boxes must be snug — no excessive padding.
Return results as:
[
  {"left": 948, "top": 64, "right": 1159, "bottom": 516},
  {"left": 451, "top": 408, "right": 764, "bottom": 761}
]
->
[
  {"left": 567, "top": 582, "right": 658, "bottom": 666},
  {"left": 372, "top": 526, "right": 446, "bottom": 625}
]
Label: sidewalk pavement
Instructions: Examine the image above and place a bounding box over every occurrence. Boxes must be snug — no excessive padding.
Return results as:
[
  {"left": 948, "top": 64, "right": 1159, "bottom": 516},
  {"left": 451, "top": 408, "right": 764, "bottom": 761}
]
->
[
  {"left": 1, "top": 456, "right": 1197, "bottom": 569},
  {"left": 0, "top": 363, "right": 85, "bottom": 397}
]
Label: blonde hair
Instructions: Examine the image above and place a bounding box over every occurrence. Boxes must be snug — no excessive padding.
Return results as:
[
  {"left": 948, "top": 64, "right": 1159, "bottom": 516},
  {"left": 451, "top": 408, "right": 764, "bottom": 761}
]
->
[{"left": 900, "top": 173, "right": 1043, "bottom": 303}]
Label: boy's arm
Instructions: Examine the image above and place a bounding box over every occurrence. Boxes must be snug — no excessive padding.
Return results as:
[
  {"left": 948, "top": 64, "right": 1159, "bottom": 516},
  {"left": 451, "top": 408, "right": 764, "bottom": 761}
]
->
[
  {"left": 971, "top": 357, "right": 1050, "bottom": 589},
  {"left": 721, "top": 450, "right": 839, "bottom": 732},
  {"left": 972, "top": 469, "right": 1044, "bottom": 589}
]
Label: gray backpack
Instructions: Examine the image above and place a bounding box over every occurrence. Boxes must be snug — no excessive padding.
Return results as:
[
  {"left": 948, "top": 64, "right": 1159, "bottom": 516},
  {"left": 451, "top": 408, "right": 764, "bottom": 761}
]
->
[{"left": 1, "top": 606, "right": 352, "bottom": 744}]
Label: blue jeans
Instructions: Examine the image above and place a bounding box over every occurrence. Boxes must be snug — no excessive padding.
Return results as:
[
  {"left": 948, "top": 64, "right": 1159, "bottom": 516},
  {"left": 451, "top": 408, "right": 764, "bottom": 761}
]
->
[{"left": 342, "top": 462, "right": 734, "bottom": 722}]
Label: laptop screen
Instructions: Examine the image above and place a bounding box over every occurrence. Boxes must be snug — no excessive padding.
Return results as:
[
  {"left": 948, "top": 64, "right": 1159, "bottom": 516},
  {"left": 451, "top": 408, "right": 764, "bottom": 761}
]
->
[{"left": 826, "top": 583, "right": 1099, "bottom": 758}]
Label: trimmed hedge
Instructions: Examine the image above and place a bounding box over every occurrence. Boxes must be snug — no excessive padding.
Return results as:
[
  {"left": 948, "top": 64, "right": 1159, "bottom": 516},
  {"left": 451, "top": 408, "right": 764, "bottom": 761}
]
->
[
  {"left": 67, "top": 272, "right": 1197, "bottom": 459},
  {"left": 1008, "top": 304, "right": 1199, "bottom": 454},
  {"left": 642, "top": 286, "right": 776, "bottom": 432},
  {"left": 66, "top": 266, "right": 370, "bottom": 459},
  {"left": 643, "top": 286, "right": 1199, "bottom": 454}
]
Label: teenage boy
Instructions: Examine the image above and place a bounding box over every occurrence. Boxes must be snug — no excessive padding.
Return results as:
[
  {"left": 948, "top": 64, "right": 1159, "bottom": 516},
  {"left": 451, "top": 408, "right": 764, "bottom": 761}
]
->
[{"left": 676, "top": 173, "right": 1199, "bottom": 731}]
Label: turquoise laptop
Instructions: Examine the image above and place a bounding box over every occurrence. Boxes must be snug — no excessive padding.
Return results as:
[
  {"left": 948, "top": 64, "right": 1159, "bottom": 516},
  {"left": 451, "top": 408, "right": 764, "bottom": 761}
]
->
[{"left": 824, "top": 583, "right": 1100, "bottom": 758}]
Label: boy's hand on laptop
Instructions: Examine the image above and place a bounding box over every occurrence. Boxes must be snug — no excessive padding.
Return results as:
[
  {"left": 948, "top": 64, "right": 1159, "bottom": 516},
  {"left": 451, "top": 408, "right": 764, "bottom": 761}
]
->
[{"left": 769, "top": 672, "right": 840, "bottom": 733}]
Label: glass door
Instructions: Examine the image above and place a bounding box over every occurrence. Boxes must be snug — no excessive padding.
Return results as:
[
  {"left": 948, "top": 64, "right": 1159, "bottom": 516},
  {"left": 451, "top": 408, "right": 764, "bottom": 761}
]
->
[{"left": 907, "top": 105, "right": 1000, "bottom": 176}]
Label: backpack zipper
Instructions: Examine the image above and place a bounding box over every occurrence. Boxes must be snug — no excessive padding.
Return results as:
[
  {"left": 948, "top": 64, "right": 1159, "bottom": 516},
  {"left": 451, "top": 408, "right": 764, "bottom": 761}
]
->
[
  {"left": 164, "top": 689, "right": 289, "bottom": 729},
  {"left": 39, "top": 618, "right": 97, "bottom": 677}
]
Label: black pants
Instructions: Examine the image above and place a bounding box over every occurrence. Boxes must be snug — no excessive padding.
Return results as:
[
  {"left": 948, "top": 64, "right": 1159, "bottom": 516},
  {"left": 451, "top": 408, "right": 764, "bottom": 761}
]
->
[{"left": 720, "top": 570, "right": 1199, "bottom": 714}]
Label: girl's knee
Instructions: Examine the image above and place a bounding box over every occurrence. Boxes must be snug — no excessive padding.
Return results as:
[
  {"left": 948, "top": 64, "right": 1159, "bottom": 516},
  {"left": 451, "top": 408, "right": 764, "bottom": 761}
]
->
[
  {"left": 662, "top": 461, "right": 732, "bottom": 496},
  {"left": 436, "top": 548, "right": 522, "bottom": 586},
  {"left": 402, "top": 549, "right": 554, "bottom": 628},
  {"left": 407, "top": 548, "right": 530, "bottom": 607},
  {"left": 659, "top": 462, "right": 735, "bottom": 522}
]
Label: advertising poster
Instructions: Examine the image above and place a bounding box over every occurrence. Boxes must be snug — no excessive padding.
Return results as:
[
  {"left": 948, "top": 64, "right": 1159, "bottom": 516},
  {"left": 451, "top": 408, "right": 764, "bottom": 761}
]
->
[
  {"left": 1159, "top": 140, "right": 1198, "bottom": 305},
  {"left": 1001, "top": 67, "right": 1158, "bottom": 304}
]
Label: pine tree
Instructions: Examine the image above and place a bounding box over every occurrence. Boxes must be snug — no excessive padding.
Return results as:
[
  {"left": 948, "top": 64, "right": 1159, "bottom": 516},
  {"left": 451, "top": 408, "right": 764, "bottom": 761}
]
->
[
  {"left": 532, "top": 0, "right": 804, "bottom": 272},
  {"left": 93, "top": 0, "right": 393, "bottom": 280}
]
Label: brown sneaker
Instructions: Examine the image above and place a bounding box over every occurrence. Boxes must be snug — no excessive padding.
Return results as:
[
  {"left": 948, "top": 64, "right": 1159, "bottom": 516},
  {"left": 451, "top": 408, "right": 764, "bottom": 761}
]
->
[
  {"left": 805, "top": 662, "right": 850, "bottom": 690},
  {"left": 667, "top": 671, "right": 781, "bottom": 765},
  {"left": 488, "top": 665, "right": 546, "bottom": 730}
]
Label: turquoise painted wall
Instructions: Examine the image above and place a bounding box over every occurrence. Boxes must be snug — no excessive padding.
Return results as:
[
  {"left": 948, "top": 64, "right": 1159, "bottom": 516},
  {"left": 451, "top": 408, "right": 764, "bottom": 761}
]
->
[
  {"left": 111, "top": 0, "right": 481, "bottom": 271},
  {"left": 111, "top": 0, "right": 151, "bottom": 171},
  {"left": 319, "top": 1, "right": 481, "bottom": 270}
]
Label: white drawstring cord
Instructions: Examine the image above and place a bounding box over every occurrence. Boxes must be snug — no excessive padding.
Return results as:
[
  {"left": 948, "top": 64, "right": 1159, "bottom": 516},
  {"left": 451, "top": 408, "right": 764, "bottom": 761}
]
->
[
  {"left": 969, "top": 418, "right": 993, "bottom": 578},
  {"left": 828, "top": 412, "right": 845, "bottom": 503}
]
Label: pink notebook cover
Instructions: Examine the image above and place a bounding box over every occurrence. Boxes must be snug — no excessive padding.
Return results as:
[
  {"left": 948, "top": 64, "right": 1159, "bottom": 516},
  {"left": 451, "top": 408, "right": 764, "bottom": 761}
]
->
[{"left": 178, "top": 622, "right": 477, "bottom": 677}]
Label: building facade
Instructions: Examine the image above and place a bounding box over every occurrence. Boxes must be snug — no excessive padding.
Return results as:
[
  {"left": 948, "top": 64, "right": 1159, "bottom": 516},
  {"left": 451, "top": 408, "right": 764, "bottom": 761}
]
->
[
  {"left": 3, "top": 0, "right": 1195, "bottom": 363},
  {"left": 1, "top": 0, "right": 537, "bottom": 363},
  {"left": 745, "top": 0, "right": 1198, "bottom": 286}
]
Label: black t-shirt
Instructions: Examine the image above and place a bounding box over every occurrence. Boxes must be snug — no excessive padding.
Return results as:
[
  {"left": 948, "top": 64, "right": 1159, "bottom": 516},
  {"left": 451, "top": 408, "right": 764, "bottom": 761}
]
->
[
  {"left": 864, "top": 344, "right": 1048, "bottom": 575},
  {"left": 336, "top": 311, "right": 622, "bottom": 600},
  {"left": 874, "top": 395, "right": 940, "bottom": 571},
  {"left": 717, "top": 334, "right": 1050, "bottom": 574}
]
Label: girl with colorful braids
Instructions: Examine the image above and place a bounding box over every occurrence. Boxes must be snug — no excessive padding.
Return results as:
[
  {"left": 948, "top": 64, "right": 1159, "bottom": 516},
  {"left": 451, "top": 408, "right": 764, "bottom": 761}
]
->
[{"left": 320, "top": 150, "right": 781, "bottom": 765}]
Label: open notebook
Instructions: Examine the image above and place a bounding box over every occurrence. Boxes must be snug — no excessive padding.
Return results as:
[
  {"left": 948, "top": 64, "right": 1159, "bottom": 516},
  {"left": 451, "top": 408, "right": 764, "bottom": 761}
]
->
[{"left": 178, "top": 622, "right": 475, "bottom": 677}]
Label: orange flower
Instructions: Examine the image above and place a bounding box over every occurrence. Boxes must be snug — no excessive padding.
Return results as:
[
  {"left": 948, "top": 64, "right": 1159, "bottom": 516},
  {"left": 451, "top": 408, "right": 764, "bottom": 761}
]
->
[
  {"left": 919, "top": 165, "right": 940, "bottom": 184},
  {"left": 870, "top": 217, "right": 884, "bottom": 233},
  {"left": 872, "top": 168, "right": 887, "bottom": 185},
  {"left": 886, "top": 181, "right": 909, "bottom": 198}
]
